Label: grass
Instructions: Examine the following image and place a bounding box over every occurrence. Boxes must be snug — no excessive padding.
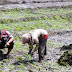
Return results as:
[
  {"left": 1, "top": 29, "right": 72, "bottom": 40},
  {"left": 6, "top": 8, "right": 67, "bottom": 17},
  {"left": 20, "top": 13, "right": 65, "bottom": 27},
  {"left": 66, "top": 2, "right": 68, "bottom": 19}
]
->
[
  {"left": 0, "top": 7, "right": 72, "bottom": 19},
  {"left": 0, "top": 7, "right": 72, "bottom": 72}
]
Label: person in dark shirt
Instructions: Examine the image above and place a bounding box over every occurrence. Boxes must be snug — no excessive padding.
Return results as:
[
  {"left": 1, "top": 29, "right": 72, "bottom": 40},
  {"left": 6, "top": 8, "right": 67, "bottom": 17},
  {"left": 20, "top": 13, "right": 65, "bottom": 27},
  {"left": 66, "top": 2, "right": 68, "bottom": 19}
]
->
[{"left": 0, "top": 30, "right": 14, "bottom": 56}]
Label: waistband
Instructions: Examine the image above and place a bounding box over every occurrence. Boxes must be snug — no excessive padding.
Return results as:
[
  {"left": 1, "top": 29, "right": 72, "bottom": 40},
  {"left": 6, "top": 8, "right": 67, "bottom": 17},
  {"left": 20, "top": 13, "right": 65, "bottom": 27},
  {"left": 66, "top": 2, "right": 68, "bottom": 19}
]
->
[{"left": 44, "top": 32, "right": 49, "bottom": 40}]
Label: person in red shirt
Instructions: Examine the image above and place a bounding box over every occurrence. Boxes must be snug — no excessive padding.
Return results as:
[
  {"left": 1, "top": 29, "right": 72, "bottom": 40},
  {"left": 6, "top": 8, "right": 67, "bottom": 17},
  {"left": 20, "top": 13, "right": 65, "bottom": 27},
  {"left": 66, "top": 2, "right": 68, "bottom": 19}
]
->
[
  {"left": 22, "top": 29, "right": 49, "bottom": 62},
  {"left": 0, "top": 30, "right": 14, "bottom": 56}
]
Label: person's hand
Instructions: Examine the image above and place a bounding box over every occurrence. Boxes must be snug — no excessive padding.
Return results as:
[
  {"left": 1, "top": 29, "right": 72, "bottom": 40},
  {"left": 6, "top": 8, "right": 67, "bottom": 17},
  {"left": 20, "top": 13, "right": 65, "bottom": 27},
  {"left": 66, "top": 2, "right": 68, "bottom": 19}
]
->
[
  {"left": 5, "top": 42, "right": 10, "bottom": 47},
  {"left": 28, "top": 49, "right": 32, "bottom": 54},
  {"left": 31, "top": 52, "right": 34, "bottom": 56}
]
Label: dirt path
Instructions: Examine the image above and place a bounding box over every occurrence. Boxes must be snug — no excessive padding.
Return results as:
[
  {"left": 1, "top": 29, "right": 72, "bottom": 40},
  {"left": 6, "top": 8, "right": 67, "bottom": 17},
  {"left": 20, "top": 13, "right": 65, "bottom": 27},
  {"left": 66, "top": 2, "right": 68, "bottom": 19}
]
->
[{"left": 0, "top": 2, "right": 72, "bottom": 10}]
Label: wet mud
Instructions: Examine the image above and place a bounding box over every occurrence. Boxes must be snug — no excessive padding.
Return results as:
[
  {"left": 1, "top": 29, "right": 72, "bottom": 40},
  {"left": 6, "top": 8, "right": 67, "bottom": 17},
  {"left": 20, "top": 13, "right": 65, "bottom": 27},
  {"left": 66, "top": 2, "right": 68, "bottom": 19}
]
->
[{"left": 0, "top": 29, "right": 72, "bottom": 71}]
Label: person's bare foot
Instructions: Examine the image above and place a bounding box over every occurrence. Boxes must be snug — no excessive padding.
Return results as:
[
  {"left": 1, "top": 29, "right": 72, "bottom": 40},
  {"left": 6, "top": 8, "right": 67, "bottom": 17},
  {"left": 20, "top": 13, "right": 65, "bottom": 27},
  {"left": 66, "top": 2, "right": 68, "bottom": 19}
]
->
[
  {"left": 38, "top": 59, "right": 41, "bottom": 63},
  {"left": 3, "top": 54, "right": 10, "bottom": 59}
]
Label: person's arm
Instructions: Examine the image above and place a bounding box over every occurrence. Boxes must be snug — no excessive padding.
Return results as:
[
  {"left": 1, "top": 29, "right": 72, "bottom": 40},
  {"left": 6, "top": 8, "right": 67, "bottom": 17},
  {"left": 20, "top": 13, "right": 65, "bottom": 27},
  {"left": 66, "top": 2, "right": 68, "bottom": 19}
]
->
[
  {"left": 6, "top": 37, "right": 14, "bottom": 55},
  {"left": 28, "top": 44, "right": 33, "bottom": 54},
  {"left": 5, "top": 31, "right": 14, "bottom": 55},
  {"left": 5, "top": 37, "right": 14, "bottom": 55},
  {"left": 7, "top": 37, "right": 14, "bottom": 44},
  {"left": 28, "top": 35, "right": 34, "bottom": 54},
  {"left": 31, "top": 38, "right": 39, "bottom": 55},
  {"left": 31, "top": 43, "right": 39, "bottom": 55},
  {"left": 5, "top": 37, "right": 14, "bottom": 46},
  {"left": 5, "top": 31, "right": 14, "bottom": 47}
]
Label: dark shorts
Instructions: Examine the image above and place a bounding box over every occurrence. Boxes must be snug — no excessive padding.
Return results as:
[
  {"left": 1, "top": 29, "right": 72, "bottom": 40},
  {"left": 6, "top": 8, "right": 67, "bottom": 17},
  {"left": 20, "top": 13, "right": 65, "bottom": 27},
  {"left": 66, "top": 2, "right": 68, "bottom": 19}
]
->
[
  {"left": 39, "top": 38, "right": 47, "bottom": 47},
  {"left": 38, "top": 38, "right": 48, "bottom": 57},
  {"left": 0, "top": 42, "right": 14, "bottom": 49}
]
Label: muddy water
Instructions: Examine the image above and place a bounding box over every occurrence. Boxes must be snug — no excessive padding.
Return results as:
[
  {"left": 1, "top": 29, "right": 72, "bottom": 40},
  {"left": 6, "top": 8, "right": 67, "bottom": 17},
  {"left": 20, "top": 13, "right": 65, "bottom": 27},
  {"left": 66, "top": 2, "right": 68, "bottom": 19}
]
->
[{"left": 0, "top": 29, "right": 72, "bottom": 71}]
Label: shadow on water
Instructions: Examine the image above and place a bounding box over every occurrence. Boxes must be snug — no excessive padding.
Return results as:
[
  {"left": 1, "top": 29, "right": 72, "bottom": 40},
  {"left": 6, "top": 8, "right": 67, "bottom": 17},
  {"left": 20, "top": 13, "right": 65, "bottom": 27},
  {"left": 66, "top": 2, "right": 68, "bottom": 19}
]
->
[{"left": 57, "top": 44, "right": 72, "bottom": 66}]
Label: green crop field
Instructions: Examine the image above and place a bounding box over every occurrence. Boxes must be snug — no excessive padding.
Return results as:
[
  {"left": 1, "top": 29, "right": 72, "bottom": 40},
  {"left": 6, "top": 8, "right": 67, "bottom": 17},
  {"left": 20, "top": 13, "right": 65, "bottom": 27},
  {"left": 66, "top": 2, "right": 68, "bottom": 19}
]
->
[{"left": 0, "top": 7, "right": 72, "bottom": 72}]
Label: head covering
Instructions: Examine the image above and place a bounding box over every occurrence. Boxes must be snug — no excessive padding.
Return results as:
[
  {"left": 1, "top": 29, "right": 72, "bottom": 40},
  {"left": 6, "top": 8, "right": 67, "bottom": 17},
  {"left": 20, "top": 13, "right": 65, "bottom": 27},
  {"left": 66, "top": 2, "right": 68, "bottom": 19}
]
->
[{"left": 22, "top": 33, "right": 30, "bottom": 44}]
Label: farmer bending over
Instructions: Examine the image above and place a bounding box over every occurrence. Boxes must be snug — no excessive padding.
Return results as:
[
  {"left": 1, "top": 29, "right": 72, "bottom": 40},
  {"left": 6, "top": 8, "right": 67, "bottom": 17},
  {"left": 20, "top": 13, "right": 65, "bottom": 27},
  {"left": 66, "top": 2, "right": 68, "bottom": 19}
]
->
[
  {"left": 22, "top": 29, "right": 49, "bottom": 62},
  {"left": 0, "top": 30, "right": 14, "bottom": 56}
]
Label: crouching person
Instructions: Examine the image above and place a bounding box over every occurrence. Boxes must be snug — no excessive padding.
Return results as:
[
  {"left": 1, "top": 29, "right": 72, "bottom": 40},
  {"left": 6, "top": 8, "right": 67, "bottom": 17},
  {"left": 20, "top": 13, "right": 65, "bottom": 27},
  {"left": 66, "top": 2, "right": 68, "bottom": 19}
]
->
[
  {"left": 0, "top": 30, "right": 14, "bottom": 56},
  {"left": 22, "top": 29, "right": 49, "bottom": 62}
]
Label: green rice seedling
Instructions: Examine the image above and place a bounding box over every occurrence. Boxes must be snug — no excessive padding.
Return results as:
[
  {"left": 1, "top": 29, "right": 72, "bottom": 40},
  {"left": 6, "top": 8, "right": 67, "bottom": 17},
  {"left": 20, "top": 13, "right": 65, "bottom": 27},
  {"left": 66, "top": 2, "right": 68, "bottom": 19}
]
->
[
  {"left": 49, "top": 42, "right": 53, "bottom": 48},
  {"left": 2, "top": 24, "right": 7, "bottom": 30},
  {"left": 15, "top": 56, "right": 23, "bottom": 61},
  {"left": 0, "top": 10, "right": 4, "bottom": 15},
  {"left": 49, "top": 16, "right": 54, "bottom": 20},
  {"left": 14, "top": 41, "right": 21, "bottom": 50},
  {"left": 0, "top": 62, "right": 3, "bottom": 69},
  {"left": 18, "top": 63, "right": 27, "bottom": 69},
  {"left": 7, "top": 19, "right": 11, "bottom": 24},
  {"left": 2, "top": 71, "right": 9, "bottom": 72},
  {"left": 3, "top": 59, "right": 10, "bottom": 63},
  {"left": 56, "top": 42, "right": 61, "bottom": 48},
  {"left": 24, "top": 54, "right": 31, "bottom": 61},
  {"left": 7, "top": 64, "right": 14, "bottom": 69},
  {"left": 20, "top": 46, "right": 26, "bottom": 52},
  {"left": 30, "top": 63, "right": 45, "bottom": 71}
]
